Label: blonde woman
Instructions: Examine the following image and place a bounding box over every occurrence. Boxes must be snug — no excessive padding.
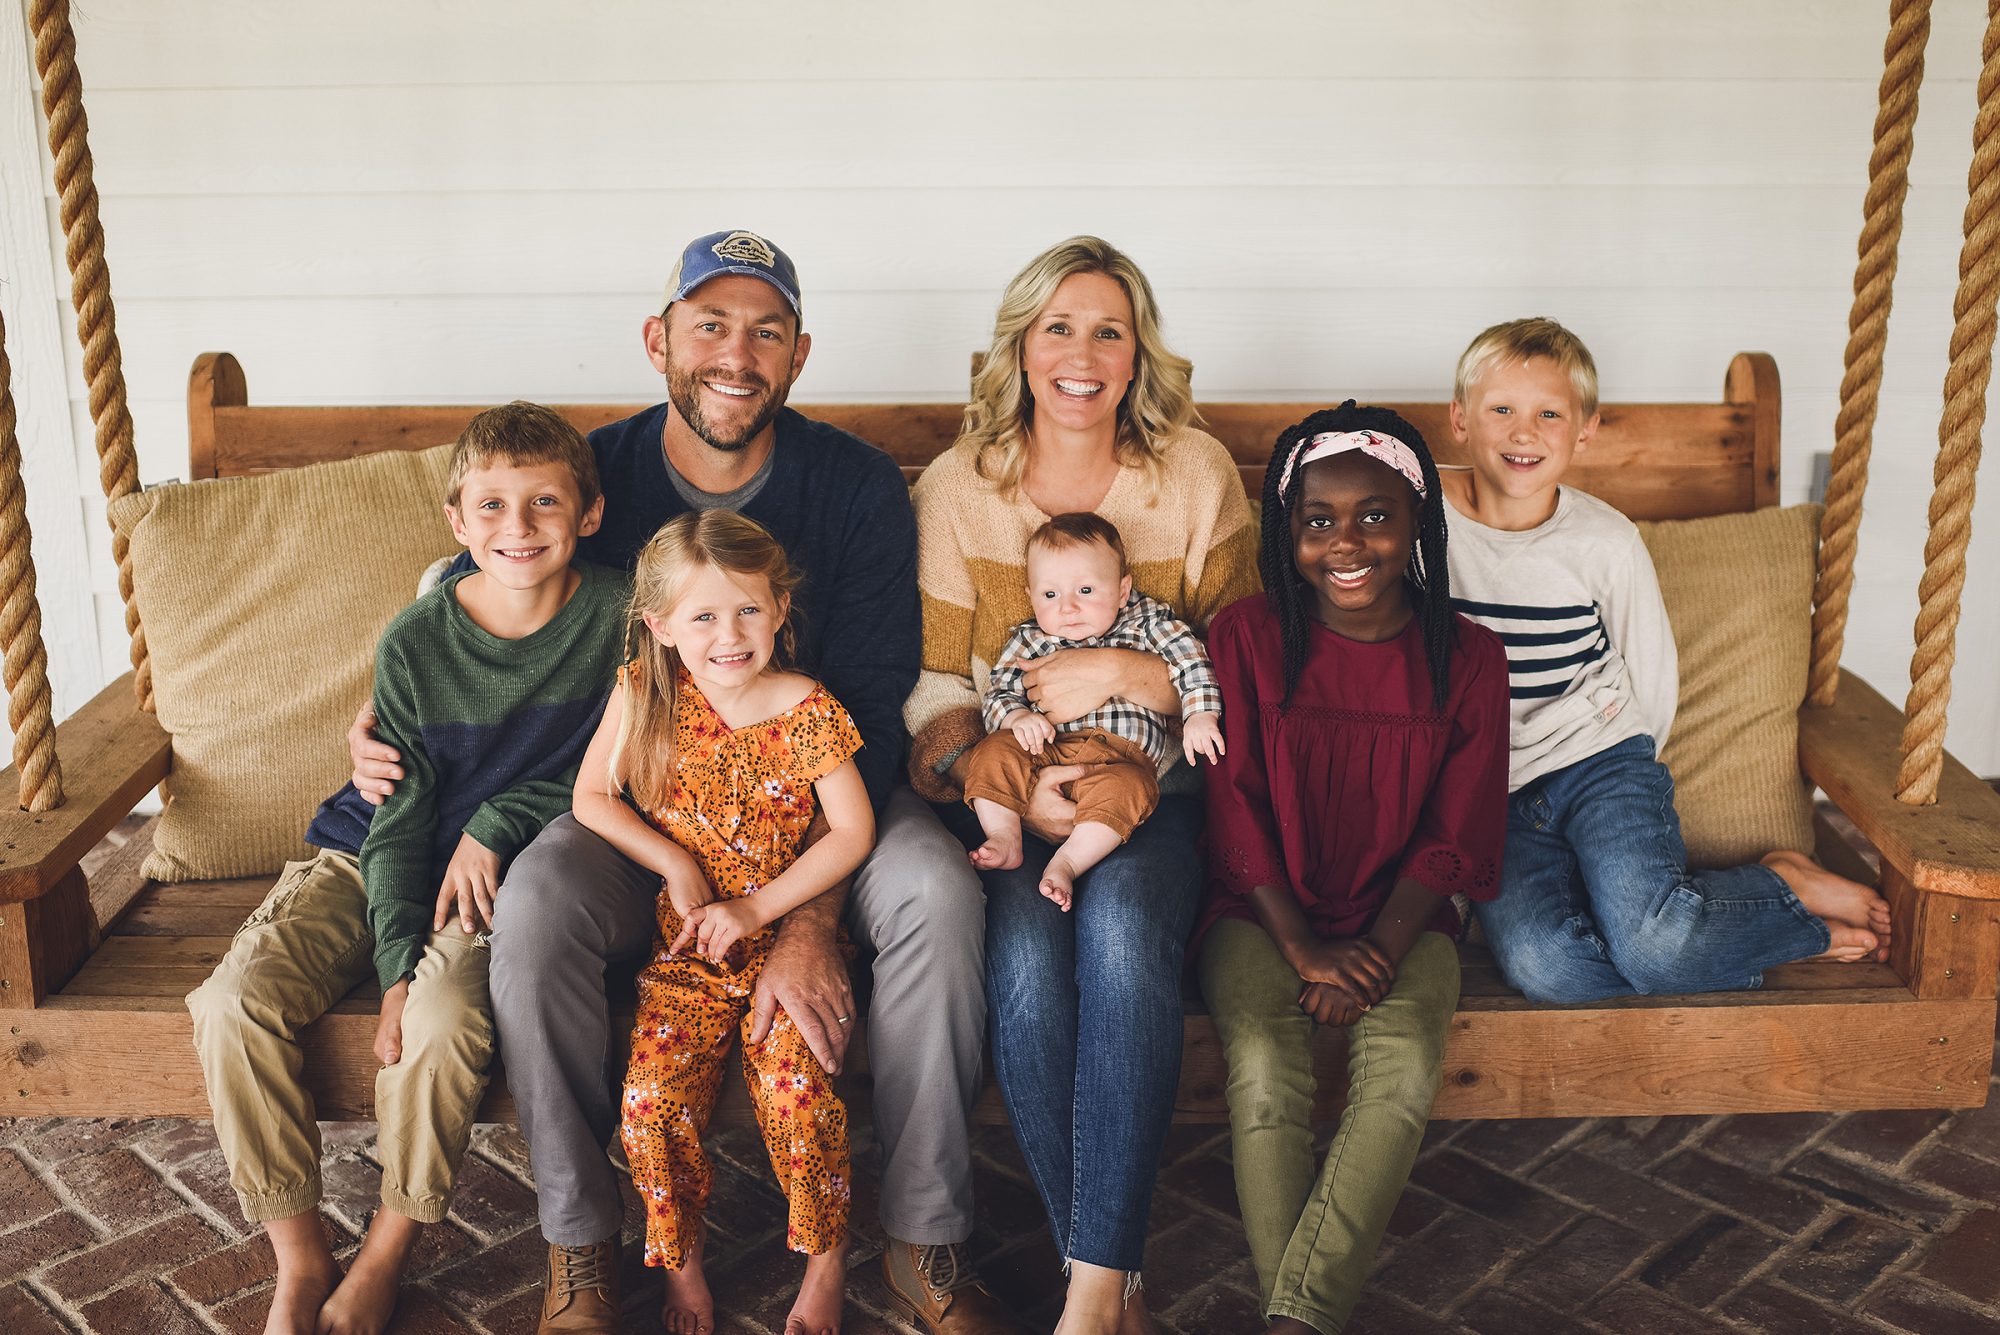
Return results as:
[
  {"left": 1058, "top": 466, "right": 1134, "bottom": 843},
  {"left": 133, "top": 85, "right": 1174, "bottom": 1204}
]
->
[{"left": 906, "top": 237, "right": 1258, "bottom": 1335}]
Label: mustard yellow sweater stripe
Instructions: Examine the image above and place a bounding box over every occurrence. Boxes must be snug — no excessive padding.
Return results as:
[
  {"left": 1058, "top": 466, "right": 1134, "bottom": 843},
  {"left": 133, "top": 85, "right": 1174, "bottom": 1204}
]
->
[{"left": 904, "top": 427, "right": 1259, "bottom": 760}]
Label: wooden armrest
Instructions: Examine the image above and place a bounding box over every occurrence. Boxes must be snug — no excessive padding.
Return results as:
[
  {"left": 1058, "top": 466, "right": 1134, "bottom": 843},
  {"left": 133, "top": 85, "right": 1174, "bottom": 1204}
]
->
[
  {"left": 0, "top": 674, "right": 170, "bottom": 904},
  {"left": 1800, "top": 669, "right": 2000, "bottom": 901}
]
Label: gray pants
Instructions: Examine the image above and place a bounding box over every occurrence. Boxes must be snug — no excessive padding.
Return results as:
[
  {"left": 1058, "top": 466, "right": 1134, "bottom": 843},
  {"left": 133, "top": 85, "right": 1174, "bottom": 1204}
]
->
[{"left": 490, "top": 788, "right": 987, "bottom": 1247}]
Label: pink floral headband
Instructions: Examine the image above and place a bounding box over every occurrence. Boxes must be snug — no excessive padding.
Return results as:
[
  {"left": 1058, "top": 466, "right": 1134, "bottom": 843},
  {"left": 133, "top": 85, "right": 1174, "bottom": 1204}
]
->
[{"left": 1276, "top": 429, "right": 1428, "bottom": 500}]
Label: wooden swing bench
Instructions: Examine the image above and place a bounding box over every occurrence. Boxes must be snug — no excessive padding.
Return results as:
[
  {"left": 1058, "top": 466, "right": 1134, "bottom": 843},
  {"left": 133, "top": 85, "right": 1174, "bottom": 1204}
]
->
[{"left": 1, "top": 349, "right": 1996, "bottom": 1129}]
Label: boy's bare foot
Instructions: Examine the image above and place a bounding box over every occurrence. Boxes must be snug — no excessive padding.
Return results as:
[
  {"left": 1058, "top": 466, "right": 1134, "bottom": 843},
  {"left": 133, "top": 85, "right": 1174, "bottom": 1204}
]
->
[
  {"left": 266, "top": 1261, "right": 340, "bottom": 1335},
  {"left": 663, "top": 1228, "right": 715, "bottom": 1335},
  {"left": 317, "top": 1209, "right": 420, "bottom": 1335},
  {"left": 1264, "top": 1319, "right": 1327, "bottom": 1335},
  {"left": 1040, "top": 858, "right": 1077, "bottom": 911},
  {"left": 1815, "top": 920, "right": 1882, "bottom": 964},
  {"left": 784, "top": 1242, "right": 847, "bottom": 1335},
  {"left": 263, "top": 1213, "right": 340, "bottom": 1335},
  {"left": 1763, "top": 850, "right": 1892, "bottom": 960}
]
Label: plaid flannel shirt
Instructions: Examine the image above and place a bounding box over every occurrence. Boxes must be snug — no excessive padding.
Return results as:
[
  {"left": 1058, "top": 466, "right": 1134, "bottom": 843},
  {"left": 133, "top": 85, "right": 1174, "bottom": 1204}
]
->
[{"left": 981, "top": 591, "right": 1222, "bottom": 767}]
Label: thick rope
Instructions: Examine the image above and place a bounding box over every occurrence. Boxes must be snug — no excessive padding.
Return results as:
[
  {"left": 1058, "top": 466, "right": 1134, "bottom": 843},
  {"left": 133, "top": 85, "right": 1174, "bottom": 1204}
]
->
[
  {"left": 0, "top": 308, "right": 65, "bottom": 811},
  {"left": 28, "top": 0, "right": 151, "bottom": 711},
  {"left": 1897, "top": 3, "right": 2000, "bottom": 803},
  {"left": 1811, "top": 0, "right": 1932, "bottom": 706}
]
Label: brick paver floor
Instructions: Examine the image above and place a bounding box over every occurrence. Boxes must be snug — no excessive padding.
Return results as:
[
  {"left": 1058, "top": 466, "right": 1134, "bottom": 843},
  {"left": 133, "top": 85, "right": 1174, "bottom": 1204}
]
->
[
  {"left": 7, "top": 808, "right": 2000, "bottom": 1333},
  {"left": 4, "top": 1053, "right": 1999, "bottom": 1333}
]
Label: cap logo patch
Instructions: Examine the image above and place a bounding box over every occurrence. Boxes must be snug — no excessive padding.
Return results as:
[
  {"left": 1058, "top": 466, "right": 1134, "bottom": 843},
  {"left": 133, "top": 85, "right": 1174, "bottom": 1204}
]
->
[{"left": 712, "top": 231, "right": 777, "bottom": 268}]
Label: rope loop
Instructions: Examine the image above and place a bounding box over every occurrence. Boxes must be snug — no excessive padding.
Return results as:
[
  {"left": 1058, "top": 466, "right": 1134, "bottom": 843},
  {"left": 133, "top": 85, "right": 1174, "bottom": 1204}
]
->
[
  {"left": 1811, "top": 0, "right": 1933, "bottom": 706},
  {"left": 28, "top": 0, "right": 151, "bottom": 711},
  {"left": 1896, "top": 2, "right": 2000, "bottom": 803}
]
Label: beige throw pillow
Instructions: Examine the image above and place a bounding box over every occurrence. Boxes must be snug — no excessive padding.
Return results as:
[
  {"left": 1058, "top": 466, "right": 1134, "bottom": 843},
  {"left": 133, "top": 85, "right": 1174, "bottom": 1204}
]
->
[
  {"left": 110, "top": 445, "right": 458, "bottom": 881},
  {"left": 1638, "top": 504, "right": 1820, "bottom": 867}
]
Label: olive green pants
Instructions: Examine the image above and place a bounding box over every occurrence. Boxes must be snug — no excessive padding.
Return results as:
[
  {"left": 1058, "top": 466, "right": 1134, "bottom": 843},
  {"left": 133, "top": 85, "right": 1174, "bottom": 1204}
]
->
[
  {"left": 1197, "top": 920, "right": 1459, "bottom": 1335},
  {"left": 186, "top": 850, "right": 494, "bottom": 1224}
]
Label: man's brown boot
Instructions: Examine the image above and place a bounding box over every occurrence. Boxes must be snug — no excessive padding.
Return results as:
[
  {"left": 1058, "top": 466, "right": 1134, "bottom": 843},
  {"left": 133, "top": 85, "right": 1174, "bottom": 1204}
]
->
[
  {"left": 537, "top": 1238, "right": 620, "bottom": 1333},
  {"left": 882, "top": 1240, "right": 1028, "bottom": 1334}
]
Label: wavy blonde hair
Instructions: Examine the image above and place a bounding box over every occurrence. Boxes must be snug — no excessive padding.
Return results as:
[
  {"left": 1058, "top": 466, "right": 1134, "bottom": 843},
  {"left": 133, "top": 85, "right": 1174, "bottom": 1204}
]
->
[
  {"left": 961, "top": 236, "right": 1196, "bottom": 497},
  {"left": 610, "top": 510, "right": 802, "bottom": 813}
]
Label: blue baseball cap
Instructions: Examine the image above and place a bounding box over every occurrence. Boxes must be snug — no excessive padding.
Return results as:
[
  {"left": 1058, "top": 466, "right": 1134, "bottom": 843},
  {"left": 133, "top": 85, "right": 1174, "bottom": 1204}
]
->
[{"left": 661, "top": 229, "right": 802, "bottom": 316}]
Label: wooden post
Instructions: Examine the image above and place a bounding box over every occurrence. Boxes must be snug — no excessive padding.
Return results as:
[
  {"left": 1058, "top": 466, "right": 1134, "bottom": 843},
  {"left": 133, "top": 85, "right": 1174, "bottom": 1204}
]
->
[{"left": 0, "top": 865, "right": 95, "bottom": 1007}]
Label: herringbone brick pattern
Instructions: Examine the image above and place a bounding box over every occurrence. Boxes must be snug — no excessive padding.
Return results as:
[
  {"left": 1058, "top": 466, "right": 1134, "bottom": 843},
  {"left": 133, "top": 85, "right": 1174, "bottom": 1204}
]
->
[{"left": 3, "top": 1068, "right": 1999, "bottom": 1333}]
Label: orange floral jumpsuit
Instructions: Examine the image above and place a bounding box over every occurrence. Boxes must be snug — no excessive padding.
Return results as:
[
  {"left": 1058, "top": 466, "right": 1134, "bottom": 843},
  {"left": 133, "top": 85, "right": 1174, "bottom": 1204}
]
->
[{"left": 621, "top": 667, "right": 859, "bottom": 1268}]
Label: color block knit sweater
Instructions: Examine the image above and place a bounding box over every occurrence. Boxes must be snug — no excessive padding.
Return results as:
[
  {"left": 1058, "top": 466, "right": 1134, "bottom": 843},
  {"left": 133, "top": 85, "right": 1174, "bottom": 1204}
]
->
[
  {"left": 903, "top": 426, "right": 1259, "bottom": 799},
  {"left": 307, "top": 562, "right": 630, "bottom": 989}
]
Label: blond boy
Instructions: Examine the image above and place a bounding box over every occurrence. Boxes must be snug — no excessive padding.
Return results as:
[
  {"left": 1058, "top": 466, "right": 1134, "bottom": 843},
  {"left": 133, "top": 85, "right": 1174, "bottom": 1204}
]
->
[
  {"left": 187, "top": 403, "right": 627, "bottom": 1335},
  {"left": 1440, "top": 318, "right": 1890, "bottom": 1002}
]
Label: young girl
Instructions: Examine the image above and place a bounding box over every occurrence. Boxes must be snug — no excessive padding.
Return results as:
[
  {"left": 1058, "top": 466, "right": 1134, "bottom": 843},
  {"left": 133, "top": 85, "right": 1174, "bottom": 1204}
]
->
[
  {"left": 573, "top": 509, "right": 873, "bottom": 1335},
  {"left": 1195, "top": 402, "right": 1510, "bottom": 1335}
]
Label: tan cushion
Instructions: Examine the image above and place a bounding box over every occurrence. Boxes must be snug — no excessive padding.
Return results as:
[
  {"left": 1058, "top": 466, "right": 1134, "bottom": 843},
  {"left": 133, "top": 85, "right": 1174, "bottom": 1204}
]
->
[
  {"left": 110, "top": 446, "right": 458, "bottom": 881},
  {"left": 1638, "top": 504, "right": 1820, "bottom": 867}
]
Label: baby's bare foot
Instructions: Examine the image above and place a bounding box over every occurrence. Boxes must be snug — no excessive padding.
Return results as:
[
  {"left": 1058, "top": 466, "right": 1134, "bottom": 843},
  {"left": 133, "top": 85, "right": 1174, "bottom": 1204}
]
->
[
  {"left": 784, "top": 1243, "right": 847, "bottom": 1335},
  {"left": 664, "top": 1230, "right": 715, "bottom": 1335},
  {"left": 1764, "top": 850, "right": 1892, "bottom": 957},
  {"left": 970, "top": 834, "right": 1023, "bottom": 871},
  {"left": 1039, "top": 858, "right": 1078, "bottom": 911}
]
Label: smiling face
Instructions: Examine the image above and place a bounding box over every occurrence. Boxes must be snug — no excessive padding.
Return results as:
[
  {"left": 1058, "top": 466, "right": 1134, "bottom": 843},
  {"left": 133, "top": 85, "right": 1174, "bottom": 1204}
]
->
[
  {"left": 643, "top": 562, "right": 789, "bottom": 693},
  {"left": 446, "top": 460, "right": 603, "bottom": 591},
  {"left": 1448, "top": 355, "right": 1598, "bottom": 529},
  {"left": 1020, "top": 270, "right": 1138, "bottom": 441},
  {"left": 647, "top": 273, "right": 811, "bottom": 453},
  {"left": 1290, "top": 452, "right": 1419, "bottom": 641},
  {"left": 1026, "top": 537, "right": 1131, "bottom": 641}
]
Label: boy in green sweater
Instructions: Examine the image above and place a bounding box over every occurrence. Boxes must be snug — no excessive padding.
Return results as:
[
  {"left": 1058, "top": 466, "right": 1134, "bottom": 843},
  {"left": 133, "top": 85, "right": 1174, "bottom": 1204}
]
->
[{"left": 187, "top": 402, "right": 628, "bottom": 1335}]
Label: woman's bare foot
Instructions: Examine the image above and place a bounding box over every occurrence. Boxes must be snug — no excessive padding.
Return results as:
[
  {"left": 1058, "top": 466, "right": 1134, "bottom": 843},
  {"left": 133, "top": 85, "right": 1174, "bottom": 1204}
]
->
[
  {"left": 969, "top": 800, "right": 1025, "bottom": 871},
  {"left": 263, "top": 1213, "right": 340, "bottom": 1335},
  {"left": 1764, "top": 850, "right": 1891, "bottom": 960},
  {"left": 784, "top": 1241, "right": 847, "bottom": 1335},
  {"left": 1816, "top": 921, "right": 1882, "bottom": 963},
  {"left": 663, "top": 1228, "right": 715, "bottom": 1335},
  {"left": 1053, "top": 1260, "right": 1129, "bottom": 1335},
  {"left": 318, "top": 1211, "right": 420, "bottom": 1335},
  {"left": 1116, "top": 1289, "right": 1164, "bottom": 1335}
]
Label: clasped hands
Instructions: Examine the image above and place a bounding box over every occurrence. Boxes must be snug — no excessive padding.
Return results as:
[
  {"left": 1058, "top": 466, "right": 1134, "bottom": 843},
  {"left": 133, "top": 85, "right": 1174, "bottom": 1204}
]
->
[{"left": 1291, "top": 936, "right": 1396, "bottom": 1028}]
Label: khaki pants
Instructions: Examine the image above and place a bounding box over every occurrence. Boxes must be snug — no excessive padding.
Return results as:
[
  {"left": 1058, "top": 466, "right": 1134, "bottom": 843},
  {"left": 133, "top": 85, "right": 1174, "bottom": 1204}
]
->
[
  {"left": 1198, "top": 921, "right": 1459, "bottom": 1334},
  {"left": 186, "top": 850, "right": 494, "bottom": 1224},
  {"left": 961, "top": 726, "right": 1160, "bottom": 840}
]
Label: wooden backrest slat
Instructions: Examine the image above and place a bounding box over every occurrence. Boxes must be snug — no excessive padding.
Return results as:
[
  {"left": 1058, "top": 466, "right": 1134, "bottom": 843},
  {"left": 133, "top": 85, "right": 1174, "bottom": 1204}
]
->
[{"left": 189, "top": 353, "right": 1780, "bottom": 523}]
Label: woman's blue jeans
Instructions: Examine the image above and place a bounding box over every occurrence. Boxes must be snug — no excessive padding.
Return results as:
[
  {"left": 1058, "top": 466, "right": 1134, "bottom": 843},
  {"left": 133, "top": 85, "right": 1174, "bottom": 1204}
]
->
[
  {"left": 938, "top": 794, "right": 1203, "bottom": 1273},
  {"left": 1473, "top": 735, "right": 1829, "bottom": 1003}
]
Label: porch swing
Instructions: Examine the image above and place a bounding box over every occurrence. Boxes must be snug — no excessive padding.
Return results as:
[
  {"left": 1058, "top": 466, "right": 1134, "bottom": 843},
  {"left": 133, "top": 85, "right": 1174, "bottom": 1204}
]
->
[{"left": 0, "top": 0, "right": 1995, "bottom": 1123}]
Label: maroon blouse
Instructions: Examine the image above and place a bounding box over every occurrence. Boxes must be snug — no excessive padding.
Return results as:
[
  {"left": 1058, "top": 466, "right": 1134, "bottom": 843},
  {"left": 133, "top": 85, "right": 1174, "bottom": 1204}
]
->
[{"left": 1198, "top": 595, "right": 1510, "bottom": 947}]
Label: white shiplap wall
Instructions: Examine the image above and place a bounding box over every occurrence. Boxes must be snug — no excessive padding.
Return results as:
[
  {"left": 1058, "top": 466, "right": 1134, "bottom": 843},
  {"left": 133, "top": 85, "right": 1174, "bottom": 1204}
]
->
[{"left": 6, "top": 0, "right": 2000, "bottom": 770}]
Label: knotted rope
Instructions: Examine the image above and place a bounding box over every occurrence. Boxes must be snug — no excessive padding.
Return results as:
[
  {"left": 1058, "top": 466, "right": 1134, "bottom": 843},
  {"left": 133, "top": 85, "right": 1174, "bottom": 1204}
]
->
[
  {"left": 1897, "top": 2, "right": 2000, "bottom": 803},
  {"left": 29, "top": 0, "right": 150, "bottom": 711},
  {"left": 1811, "top": 0, "right": 1932, "bottom": 706},
  {"left": 0, "top": 308, "right": 64, "bottom": 811}
]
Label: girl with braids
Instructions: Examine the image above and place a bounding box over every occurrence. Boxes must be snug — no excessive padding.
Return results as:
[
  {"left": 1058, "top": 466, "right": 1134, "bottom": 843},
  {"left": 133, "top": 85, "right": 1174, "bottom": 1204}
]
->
[{"left": 1195, "top": 402, "right": 1509, "bottom": 1335}]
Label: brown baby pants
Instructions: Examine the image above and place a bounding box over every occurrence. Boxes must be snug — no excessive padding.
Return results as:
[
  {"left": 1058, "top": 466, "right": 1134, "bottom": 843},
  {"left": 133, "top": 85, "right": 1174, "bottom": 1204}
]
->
[{"left": 961, "top": 725, "right": 1160, "bottom": 840}]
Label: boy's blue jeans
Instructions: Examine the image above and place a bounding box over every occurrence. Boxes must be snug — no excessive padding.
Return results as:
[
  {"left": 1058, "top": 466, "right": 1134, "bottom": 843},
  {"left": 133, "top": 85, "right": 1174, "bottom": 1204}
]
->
[
  {"left": 1473, "top": 735, "right": 1829, "bottom": 1003},
  {"left": 939, "top": 794, "right": 1202, "bottom": 1273}
]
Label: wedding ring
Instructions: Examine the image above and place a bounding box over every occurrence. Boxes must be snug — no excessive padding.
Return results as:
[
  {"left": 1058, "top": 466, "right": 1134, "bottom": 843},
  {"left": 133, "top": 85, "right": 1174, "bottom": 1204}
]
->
[{"left": 836, "top": 1015, "right": 851, "bottom": 1025}]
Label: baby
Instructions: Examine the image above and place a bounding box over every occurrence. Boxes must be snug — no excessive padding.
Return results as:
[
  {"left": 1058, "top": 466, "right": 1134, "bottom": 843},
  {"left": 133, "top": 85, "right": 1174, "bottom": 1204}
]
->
[{"left": 961, "top": 511, "right": 1224, "bottom": 908}]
